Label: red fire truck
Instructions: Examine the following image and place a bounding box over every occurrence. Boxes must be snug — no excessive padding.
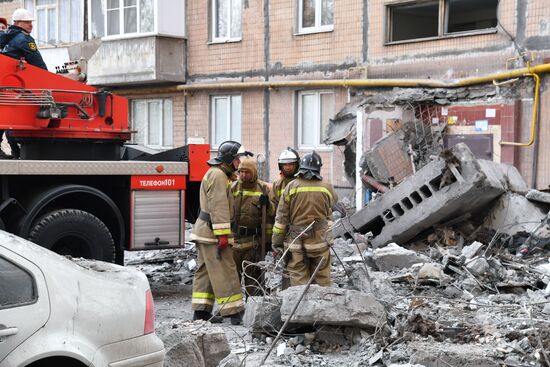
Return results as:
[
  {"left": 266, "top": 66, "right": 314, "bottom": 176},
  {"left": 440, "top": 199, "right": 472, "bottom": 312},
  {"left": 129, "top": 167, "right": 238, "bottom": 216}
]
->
[{"left": 0, "top": 54, "right": 209, "bottom": 264}]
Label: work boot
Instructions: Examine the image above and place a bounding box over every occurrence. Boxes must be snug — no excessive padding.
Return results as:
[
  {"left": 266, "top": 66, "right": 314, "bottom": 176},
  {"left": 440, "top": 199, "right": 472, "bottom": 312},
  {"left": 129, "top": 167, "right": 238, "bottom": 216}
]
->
[
  {"left": 229, "top": 311, "right": 244, "bottom": 325},
  {"left": 193, "top": 310, "right": 223, "bottom": 323}
]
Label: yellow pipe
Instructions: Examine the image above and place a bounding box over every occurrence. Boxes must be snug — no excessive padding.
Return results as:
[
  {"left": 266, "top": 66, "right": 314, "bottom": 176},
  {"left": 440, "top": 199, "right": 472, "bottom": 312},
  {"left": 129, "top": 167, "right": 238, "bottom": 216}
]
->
[
  {"left": 114, "top": 63, "right": 550, "bottom": 148},
  {"left": 500, "top": 70, "right": 539, "bottom": 146},
  {"left": 114, "top": 63, "right": 550, "bottom": 95}
]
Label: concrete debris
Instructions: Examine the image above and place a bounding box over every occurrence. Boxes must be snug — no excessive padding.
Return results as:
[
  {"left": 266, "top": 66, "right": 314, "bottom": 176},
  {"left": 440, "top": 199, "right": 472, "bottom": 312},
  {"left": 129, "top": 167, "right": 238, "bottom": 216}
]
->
[
  {"left": 279, "top": 285, "right": 387, "bottom": 331},
  {"left": 461, "top": 241, "right": 484, "bottom": 260},
  {"left": 372, "top": 243, "right": 432, "bottom": 271},
  {"left": 526, "top": 189, "right": 550, "bottom": 204},
  {"left": 243, "top": 296, "right": 283, "bottom": 332},
  {"left": 157, "top": 322, "right": 230, "bottom": 367},
  {"left": 332, "top": 144, "right": 537, "bottom": 249},
  {"left": 482, "top": 192, "right": 550, "bottom": 236}
]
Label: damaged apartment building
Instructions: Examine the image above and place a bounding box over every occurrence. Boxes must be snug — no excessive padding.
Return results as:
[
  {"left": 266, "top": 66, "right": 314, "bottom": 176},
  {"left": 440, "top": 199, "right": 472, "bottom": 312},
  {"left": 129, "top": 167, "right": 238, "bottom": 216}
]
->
[{"left": 1, "top": 0, "right": 550, "bottom": 196}]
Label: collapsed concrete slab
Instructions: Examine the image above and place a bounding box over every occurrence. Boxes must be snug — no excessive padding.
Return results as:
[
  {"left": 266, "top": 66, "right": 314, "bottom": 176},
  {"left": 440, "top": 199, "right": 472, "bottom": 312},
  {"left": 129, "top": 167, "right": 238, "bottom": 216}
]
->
[
  {"left": 333, "top": 143, "right": 509, "bottom": 248},
  {"left": 279, "top": 285, "right": 386, "bottom": 331}
]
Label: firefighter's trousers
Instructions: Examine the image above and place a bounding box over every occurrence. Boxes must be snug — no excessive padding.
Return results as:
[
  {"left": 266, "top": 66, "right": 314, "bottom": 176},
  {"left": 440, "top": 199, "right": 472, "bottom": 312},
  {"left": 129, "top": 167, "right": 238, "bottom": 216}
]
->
[
  {"left": 232, "top": 240, "right": 264, "bottom": 297},
  {"left": 286, "top": 246, "right": 331, "bottom": 287},
  {"left": 192, "top": 242, "right": 244, "bottom": 316}
]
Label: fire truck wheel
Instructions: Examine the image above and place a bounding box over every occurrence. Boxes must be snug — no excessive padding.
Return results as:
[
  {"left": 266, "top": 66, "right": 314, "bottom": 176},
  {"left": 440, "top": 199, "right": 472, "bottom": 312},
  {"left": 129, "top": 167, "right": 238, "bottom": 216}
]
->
[{"left": 28, "top": 209, "right": 116, "bottom": 262}]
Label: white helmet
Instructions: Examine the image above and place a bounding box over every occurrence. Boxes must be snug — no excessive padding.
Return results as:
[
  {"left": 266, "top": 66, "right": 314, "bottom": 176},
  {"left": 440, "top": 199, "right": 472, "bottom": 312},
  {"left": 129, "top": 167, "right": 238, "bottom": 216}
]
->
[
  {"left": 278, "top": 147, "right": 300, "bottom": 165},
  {"left": 12, "top": 8, "right": 34, "bottom": 22},
  {"left": 237, "top": 145, "right": 253, "bottom": 157}
]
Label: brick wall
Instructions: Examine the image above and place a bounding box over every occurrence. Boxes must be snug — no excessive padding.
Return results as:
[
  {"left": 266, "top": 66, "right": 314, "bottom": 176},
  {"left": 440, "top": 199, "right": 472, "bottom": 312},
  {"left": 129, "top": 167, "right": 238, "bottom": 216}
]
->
[
  {"left": 270, "top": 0, "right": 363, "bottom": 68},
  {"left": 187, "top": 0, "right": 265, "bottom": 76}
]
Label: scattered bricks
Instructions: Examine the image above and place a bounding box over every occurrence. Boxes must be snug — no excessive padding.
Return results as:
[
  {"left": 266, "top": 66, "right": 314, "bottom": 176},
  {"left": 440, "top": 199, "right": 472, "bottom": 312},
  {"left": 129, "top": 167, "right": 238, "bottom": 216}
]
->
[
  {"left": 279, "top": 285, "right": 386, "bottom": 331},
  {"left": 333, "top": 143, "right": 507, "bottom": 248},
  {"left": 373, "top": 243, "right": 432, "bottom": 271},
  {"left": 243, "top": 296, "right": 283, "bottom": 333},
  {"left": 461, "top": 241, "right": 484, "bottom": 260}
]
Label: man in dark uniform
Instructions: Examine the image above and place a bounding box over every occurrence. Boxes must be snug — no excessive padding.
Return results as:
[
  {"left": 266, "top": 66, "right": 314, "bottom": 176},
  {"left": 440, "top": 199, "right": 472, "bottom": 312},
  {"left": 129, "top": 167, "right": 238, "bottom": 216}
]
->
[{"left": 0, "top": 8, "right": 47, "bottom": 70}]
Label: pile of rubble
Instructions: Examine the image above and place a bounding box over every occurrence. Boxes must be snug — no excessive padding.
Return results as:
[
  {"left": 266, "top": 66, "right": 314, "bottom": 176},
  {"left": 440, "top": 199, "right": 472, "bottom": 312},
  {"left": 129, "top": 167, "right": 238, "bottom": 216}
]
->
[{"left": 129, "top": 144, "right": 550, "bottom": 367}]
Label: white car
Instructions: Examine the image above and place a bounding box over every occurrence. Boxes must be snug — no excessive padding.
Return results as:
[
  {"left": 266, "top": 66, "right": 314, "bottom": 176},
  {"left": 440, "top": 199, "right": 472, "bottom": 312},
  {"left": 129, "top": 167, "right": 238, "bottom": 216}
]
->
[{"left": 0, "top": 231, "right": 165, "bottom": 367}]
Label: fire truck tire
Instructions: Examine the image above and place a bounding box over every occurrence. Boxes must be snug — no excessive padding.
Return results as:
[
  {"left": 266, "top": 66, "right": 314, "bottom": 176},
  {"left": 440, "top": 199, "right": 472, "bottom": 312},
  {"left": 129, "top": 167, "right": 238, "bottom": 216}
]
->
[{"left": 28, "top": 209, "right": 115, "bottom": 262}]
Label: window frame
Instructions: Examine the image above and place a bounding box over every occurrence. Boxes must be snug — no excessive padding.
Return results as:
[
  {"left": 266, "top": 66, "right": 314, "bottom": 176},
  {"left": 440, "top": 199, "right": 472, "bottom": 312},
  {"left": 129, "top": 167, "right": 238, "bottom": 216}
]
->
[
  {"left": 297, "top": 90, "right": 334, "bottom": 150},
  {"left": 89, "top": 0, "right": 157, "bottom": 40},
  {"left": 211, "top": 0, "right": 242, "bottom": 43},
  {"left": 385, "top": 0, "right": 498, "bottom": 45},
  {"left": 210, "top": 95, "right": 242, "bottom": 149},
  {"left": 35, "top": 0, "right": 57, "bottom": 44},
  {"left": 130, "top": 98, "right": 173, "bottom": 150},
  {"left": 25, "top": 0, "right": 84, "bottom": 45},
  {"left": 297, "top": 0, "right": 334, "bottom": 35},
  {"left": 0, "top": 256, "right": 38, "bottom": 310}
]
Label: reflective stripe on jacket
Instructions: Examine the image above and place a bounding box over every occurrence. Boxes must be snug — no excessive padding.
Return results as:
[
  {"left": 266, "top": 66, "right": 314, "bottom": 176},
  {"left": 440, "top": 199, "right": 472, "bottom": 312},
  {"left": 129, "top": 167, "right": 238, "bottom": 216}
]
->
[
  {"left": 191, "top": 165, "right": 234, "bottom": 244},
  {"left": 272, "top": 177, "right": 337, "bottom": 252}
]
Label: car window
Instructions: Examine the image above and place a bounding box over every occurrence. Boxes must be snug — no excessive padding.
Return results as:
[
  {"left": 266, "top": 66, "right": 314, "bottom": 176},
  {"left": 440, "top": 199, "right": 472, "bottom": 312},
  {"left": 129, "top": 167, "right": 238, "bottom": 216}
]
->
[{"left": 0, "top": 256, "right": 36, "bottom": 308}]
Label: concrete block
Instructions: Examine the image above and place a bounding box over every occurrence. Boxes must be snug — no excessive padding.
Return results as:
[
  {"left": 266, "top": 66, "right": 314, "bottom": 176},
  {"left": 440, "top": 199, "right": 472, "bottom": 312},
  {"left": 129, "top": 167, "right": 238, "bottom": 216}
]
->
[
  {"left": 279, "top": 285, "right": 386, "bottom": 331},
  {"left": 333, "top": 143, "right": 507, "bottom": 248},
  {"left": 373, "top": 243, "right": 432, "bottom": 271},
  {"left": 243, "top": 296, "right": 283, "bottom": 332},
  {"left": 526, "top": 189, "right": 550, "bottom": 204},
  {"left": 163, "top": 324, "right": 230, "bottom": 367},
  {"left": 482, "top": 193, "right": 548, "bottom": 235}
]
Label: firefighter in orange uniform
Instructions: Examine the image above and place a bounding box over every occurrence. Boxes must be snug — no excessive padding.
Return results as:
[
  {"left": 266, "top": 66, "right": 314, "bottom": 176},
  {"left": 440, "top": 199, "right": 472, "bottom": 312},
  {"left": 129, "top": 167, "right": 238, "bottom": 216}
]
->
[
  {"left": 191, "top": 140, "right": 245, "bottom": 325},
  {"left": 230, "top": 158, "right": 273, "bottom": 296},
  {"left": 271, "top": 151, "right": 337, "bottom": 286}
]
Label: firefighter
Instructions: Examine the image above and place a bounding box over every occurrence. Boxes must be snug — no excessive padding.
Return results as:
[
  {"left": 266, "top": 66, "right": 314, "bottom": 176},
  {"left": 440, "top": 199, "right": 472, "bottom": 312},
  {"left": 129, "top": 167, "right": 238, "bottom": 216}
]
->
[
  {"left": 272, "top": 151, "right": 338, "bottom": 287},
  {"left": 230, "top": 158, "right": 272, "bottom": 296},
  {"left": 270, "top": 147, "right": 300, "bottom": 212},
  {"left": 190, "top": 140, "right": 245, "bottom": 325},
  {"left": 0, "top": 8, "right": 47, "bottom": 70}
]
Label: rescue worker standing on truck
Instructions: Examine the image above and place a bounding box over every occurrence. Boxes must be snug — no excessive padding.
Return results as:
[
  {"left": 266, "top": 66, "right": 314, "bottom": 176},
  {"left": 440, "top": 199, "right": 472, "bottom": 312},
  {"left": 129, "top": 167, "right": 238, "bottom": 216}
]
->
[
  {"left": 272, "top": 151, "right": 337, "bottom": 286},
  {"left": 190, "top": 140, "right": 245, "bottom": 325},
  {"left": 230, "top": 158, "right": 273, "bottom": 296},
  {"left": 270, "top": 147, "right": 300, "bottom": 211},
  {"left": 0, "top": 8, "right": 47, "bottom": 70}
]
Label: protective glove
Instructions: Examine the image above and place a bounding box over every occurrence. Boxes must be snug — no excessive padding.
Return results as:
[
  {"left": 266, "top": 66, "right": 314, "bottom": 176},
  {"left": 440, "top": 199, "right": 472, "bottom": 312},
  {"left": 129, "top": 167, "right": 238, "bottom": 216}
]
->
[{"left": 217, "top": 235, "right": 229, "bottom": 250}]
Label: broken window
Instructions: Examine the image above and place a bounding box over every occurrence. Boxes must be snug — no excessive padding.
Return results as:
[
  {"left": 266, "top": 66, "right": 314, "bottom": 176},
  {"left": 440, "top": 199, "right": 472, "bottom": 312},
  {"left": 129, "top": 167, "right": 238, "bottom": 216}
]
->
[
  {"left": 89, "top": 0, "right": 155, "bottom": 38},
  {"left": 387, "top": 0, "right": 498, "bottom": 43},
  {"left": 24, "top": 0, "right": 83, "bottom": 44},
  {"left": 298, "top": 90, "right": 334, "bottom": 149},
  {"left": 211, "top": 95, "right": 242, "bottom": 148},
  {"left": 0, "top": 256, "right": 36, "bottom": 308},
  {"left": 131, "top": 99, "right": 173, "bottom": 149},
  {"left": 212, "top": 0, "right": 242, "bottom": 42},
  {"left": 298, "top": 0, "right": 334, "bottom": 33}
]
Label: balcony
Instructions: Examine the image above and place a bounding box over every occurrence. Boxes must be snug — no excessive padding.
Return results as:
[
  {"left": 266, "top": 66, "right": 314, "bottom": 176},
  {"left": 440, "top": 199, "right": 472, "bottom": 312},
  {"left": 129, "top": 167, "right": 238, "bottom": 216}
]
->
[{"left": 87, "top": 36, "right": 185, "bottom": 86}]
